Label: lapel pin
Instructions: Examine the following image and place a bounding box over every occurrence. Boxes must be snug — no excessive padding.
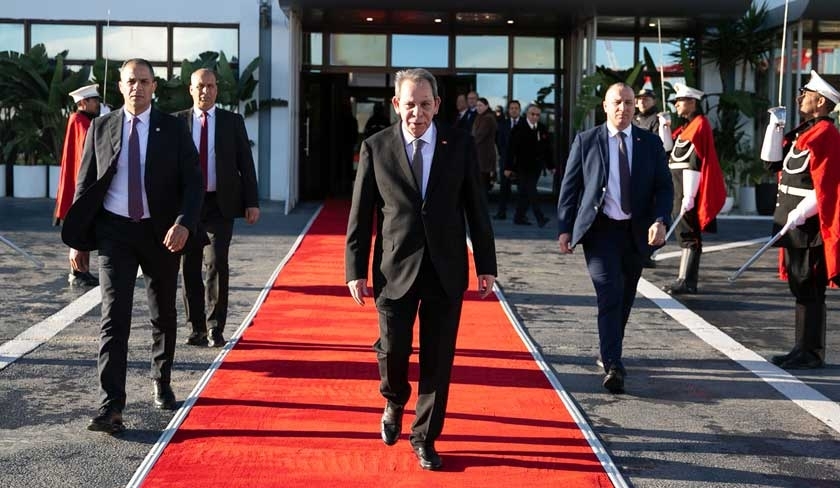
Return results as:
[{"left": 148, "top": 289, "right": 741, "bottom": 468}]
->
[
  {"left": 155, "top": 127, "right": 160, "bottom": 132},
  {"left": 441, "top": 140, "right": 447, "bottom": 145}
]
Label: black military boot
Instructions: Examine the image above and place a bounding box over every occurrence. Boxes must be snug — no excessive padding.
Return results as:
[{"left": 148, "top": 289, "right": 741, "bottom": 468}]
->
[
  {"left": 684, "top": 247, "right": 701, "bottom": 292},
  {"left": 771, "top": 304, "right": 805, "bottom": 366},
  {"left": 663, "top": 248, "right": 699, "bottom": 295},
  {"left": 781, "top": 303, "right": 826, "bottom": 369}
]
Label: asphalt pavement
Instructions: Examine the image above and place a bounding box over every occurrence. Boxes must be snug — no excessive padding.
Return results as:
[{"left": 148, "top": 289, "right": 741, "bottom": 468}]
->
[{"left": 1, "top": 196, "right": 839, "bottom": 488}]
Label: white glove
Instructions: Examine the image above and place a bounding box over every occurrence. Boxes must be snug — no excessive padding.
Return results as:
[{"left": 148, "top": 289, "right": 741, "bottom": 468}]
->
[
  {"left": 658, "top": 113, "right": 673, "bottom": 152},
  {"left": 768, "top": 106, "right": 786, "bottom": 128},
  {"left": 786, "top": 190, "right": 817, "bottom": 227},
  {"left": 760, "top": 107, "right": 786, "bottom": 162},
  {"left": 681, "top": 170, "right": 701, "bottom": 212}
]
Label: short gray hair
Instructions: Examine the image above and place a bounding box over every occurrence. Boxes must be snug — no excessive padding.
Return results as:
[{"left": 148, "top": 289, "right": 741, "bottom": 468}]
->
[{"left": 394, "top": 68, "right": 439, "bottom": 99}]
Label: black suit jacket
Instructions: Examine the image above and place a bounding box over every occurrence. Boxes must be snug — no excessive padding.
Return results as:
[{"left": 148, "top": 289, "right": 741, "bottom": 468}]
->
[
  {"left": 557, "top": 124, "right": 673, "bottom": 255},
  {"left": 345, "top": 122, "right": 497, "bottom": 300},
  {"left": 508, "top": 121, "right": 552, "bottom": 174},
  {"left": 61, "top": 108, "right": 204, "bottom": 251},
  {"left": 496, "top": 117, "right": 523, "bottom": 171},
  {"left": 175, "top": 107, "right": 260, "bottom": 218}
]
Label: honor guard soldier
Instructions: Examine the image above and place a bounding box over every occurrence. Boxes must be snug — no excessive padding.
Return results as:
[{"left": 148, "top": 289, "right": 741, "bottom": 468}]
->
[
  {"left": 760, "top": 70, "right": 840, "bottom": 369},
  {"left": 662, "top": 84, "right": 726, "bottom": 294},
  {"left": 55, "top": 84, "right": 106, "bottom": 287}
]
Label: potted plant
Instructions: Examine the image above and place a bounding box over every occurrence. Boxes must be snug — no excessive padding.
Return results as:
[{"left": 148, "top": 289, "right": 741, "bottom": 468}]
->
[{"left": 0, "top": 44, "right": 91, "bottom": 197}]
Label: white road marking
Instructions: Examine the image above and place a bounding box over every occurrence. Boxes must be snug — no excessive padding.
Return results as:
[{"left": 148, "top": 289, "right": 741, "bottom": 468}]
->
[
  {"left": 654, "top": 237, "right": 766, "bottom": 261},
  {"left": 0, "top": 286, "right": 102, "bottom": 370},
  {"left": 637, "top": 278, "right": 840, "bottom": 435},
  {"left": 0, "top": 270, "right": 142, "bottom": 371}
]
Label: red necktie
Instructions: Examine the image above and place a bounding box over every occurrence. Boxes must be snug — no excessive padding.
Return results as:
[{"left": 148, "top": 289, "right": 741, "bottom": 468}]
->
[
  {"left": 127, "top": 117, "right": 143, "bottom": 221},
  {"left": 199, "top": 111, "right": 208, "bottom": 190}
]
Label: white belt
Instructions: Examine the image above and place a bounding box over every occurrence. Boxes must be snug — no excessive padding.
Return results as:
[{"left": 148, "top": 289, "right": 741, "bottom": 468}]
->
[
  {"left": 779, "top": 184, "right": 814, "bottom": 198},
  {"left": 669, "top": 162, "right": 691, "bottom": 169}
]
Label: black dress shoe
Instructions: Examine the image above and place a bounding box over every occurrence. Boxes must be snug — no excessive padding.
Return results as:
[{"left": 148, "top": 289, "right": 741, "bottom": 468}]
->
[
  {"left": 780, "top": 350, "right": 825, "bottom": 370},
  {"left": 68, "top": 270, "right": 99, "bottom": 287},
  {"left": 662, "top": 279, "right": 696, "bottom": 295},
  {"left": 412, "top": 443, "right": 443, "bottom": 470},
  {"left": 185, "top": 331, "right": 208, "bottom": 346},
  {"left": 380, "top": 402, "right": 404, "bottom": 446},
  {"left": 602, "top": 366, "right": 625, "bottom": 393},
  {"left": 153, "top": 381, "right": 177, "bottom": 410},
  {"left": 208, "top": 331, "right": 226, "bottom": 348},
  {"left": 88, "top": 409, "right": 125, "bottom": 434},
  {"left": 770, "top": 347, "right": 801, "bottom": 366},
  {"left": 641, "top": 256, "right": 657, "bottom": 269},
  {"left": 493, "top": 211, "right": 506, "bottom": 220}
]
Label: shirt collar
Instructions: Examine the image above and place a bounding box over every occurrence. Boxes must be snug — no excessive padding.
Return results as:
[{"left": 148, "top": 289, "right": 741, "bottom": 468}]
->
[
  {"left": 124, "top": 106, "right": 151, "bottom": 126},
  {"left": 607, "top": 122, "right": 632, "bottom": 139},
  {"left": 401, "top": 122, "right": 436, "bottom": 148},
  {"left": 193, "top": 105, "right": 217, "bottom": 118}
]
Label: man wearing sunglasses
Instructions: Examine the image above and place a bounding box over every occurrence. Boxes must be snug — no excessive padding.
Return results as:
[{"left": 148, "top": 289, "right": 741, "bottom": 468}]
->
[{"left": 760, "top": 70, "right": 840, "bottom": 370}]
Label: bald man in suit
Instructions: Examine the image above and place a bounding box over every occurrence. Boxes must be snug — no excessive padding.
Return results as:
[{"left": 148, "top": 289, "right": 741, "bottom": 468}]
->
[{"left": 557, "top": 82, "right": 672, "bottom": 394}]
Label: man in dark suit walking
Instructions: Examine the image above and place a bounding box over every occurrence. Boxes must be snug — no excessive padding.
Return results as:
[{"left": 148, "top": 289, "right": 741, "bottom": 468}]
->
[
  {"left": 345, "top": 68, "right": 497, "bottom": 471},
  {"left": 64, "top": 58, "right": 204, "bottom": 433},
  {"left": 507, "top": 104, "right": 552, "bottom": 227},
  {"left": 557, "top": 82, "right": 672, "bottom": 393},
  {"left": 493, "top": 99, "right": 522, "bottom": 220},
  {"left": 176, "top": 68, "right": 260, "bottom": 348}
]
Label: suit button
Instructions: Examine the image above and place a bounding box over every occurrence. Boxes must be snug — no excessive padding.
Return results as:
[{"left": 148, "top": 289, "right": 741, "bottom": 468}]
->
[{"left": 594, "top": 205, "right": 599, "bottom": 211}]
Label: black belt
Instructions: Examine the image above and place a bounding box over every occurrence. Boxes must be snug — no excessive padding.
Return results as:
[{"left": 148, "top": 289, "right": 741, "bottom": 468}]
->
[
  {"left": 103, "top": 210, "right": 150, "bottom": 224},
  {"left": 595, "top": 212, "right": 631, "bottom": 229}
]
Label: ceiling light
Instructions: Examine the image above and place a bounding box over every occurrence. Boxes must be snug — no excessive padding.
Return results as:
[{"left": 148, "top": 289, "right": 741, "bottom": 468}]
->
[
  {"left": 507, "top": 19, "right": 515, "bottom": 25},
  {"left": 365, "top": 17, "right": 374, "bottom": 22},
  {"left": 434, "top": 18, "right": 442, "bottom": 23}
]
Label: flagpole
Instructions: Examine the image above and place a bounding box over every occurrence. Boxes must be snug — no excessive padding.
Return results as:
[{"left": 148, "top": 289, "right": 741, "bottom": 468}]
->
[
  {"left": 103, "top": 9, "right": 110, "bottom": 105},
  {"left": 657, "top": 18, "right": 666, "bottom": 101},
  {"left": 778, "top": 0, "right": 790, "bottom": 106}
]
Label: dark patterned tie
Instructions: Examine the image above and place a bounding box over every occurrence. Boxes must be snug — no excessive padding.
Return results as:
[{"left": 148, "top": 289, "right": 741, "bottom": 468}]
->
[
  {"left": 412, "top": 139, "right": 424, "bottom": 195},
  {"left": 617, "top": 132, "right": 631, "bottom": 214},
  {"left": 128, "top": 117, "right": 143, "bottom": 221},
  {"left": 199, "top": 111, "right": 208, "bottom": 190}
]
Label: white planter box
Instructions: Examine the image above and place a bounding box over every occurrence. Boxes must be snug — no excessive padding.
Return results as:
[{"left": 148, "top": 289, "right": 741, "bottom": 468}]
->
[
  {"left": 48, "top": 165, "right": 60, "bottom": 199},
  {"left": 13, "top": 165, "right": 48, "bottom": 198},
  {"left": 0, "top": 164, "right": 6, "bottom": 197},
  {"left": 738, "top": 186, "right": 757, "bottom": 214}
]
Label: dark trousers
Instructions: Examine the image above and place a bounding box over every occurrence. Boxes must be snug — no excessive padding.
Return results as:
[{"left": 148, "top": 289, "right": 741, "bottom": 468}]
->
[
  {"left": 181, "top": 193, "right": 234, "bottom": 335},
  {"left": 581, "top": 215, "right": 643, "bottom": 373},
  {"left": 785, "top": 246, "right": 828, "bottom": 355},
  {"left": 672, "top": 206, "right": 703, "bottom": 249},
  {"left": 96, "top": 211, "right": 180, "bottom": 412},
  {"left": 373, "top": 254, "right": 463, "bottom": 447},
  {"left": 497, "top": 164, "right": 512, "bottom": 214},
  {"left": 515, "top": 170, "right": 545, "bottom": 221}
]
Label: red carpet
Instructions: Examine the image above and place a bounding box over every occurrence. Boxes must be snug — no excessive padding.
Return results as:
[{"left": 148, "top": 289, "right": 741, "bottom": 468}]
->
[{"left": 138, "top": 201, "right": 615, "bottom": 487}]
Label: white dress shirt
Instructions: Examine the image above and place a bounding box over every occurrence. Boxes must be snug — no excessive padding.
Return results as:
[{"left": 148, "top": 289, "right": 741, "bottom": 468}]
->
[
  {"left": 401, "top": 123, "right": 436, "bottom": 198},
  {"left": 603, "top": 122, "right": 633, "bottom": 220},
  {"left": 104, "top": 107, "right": 152, "bottom": 219}
]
